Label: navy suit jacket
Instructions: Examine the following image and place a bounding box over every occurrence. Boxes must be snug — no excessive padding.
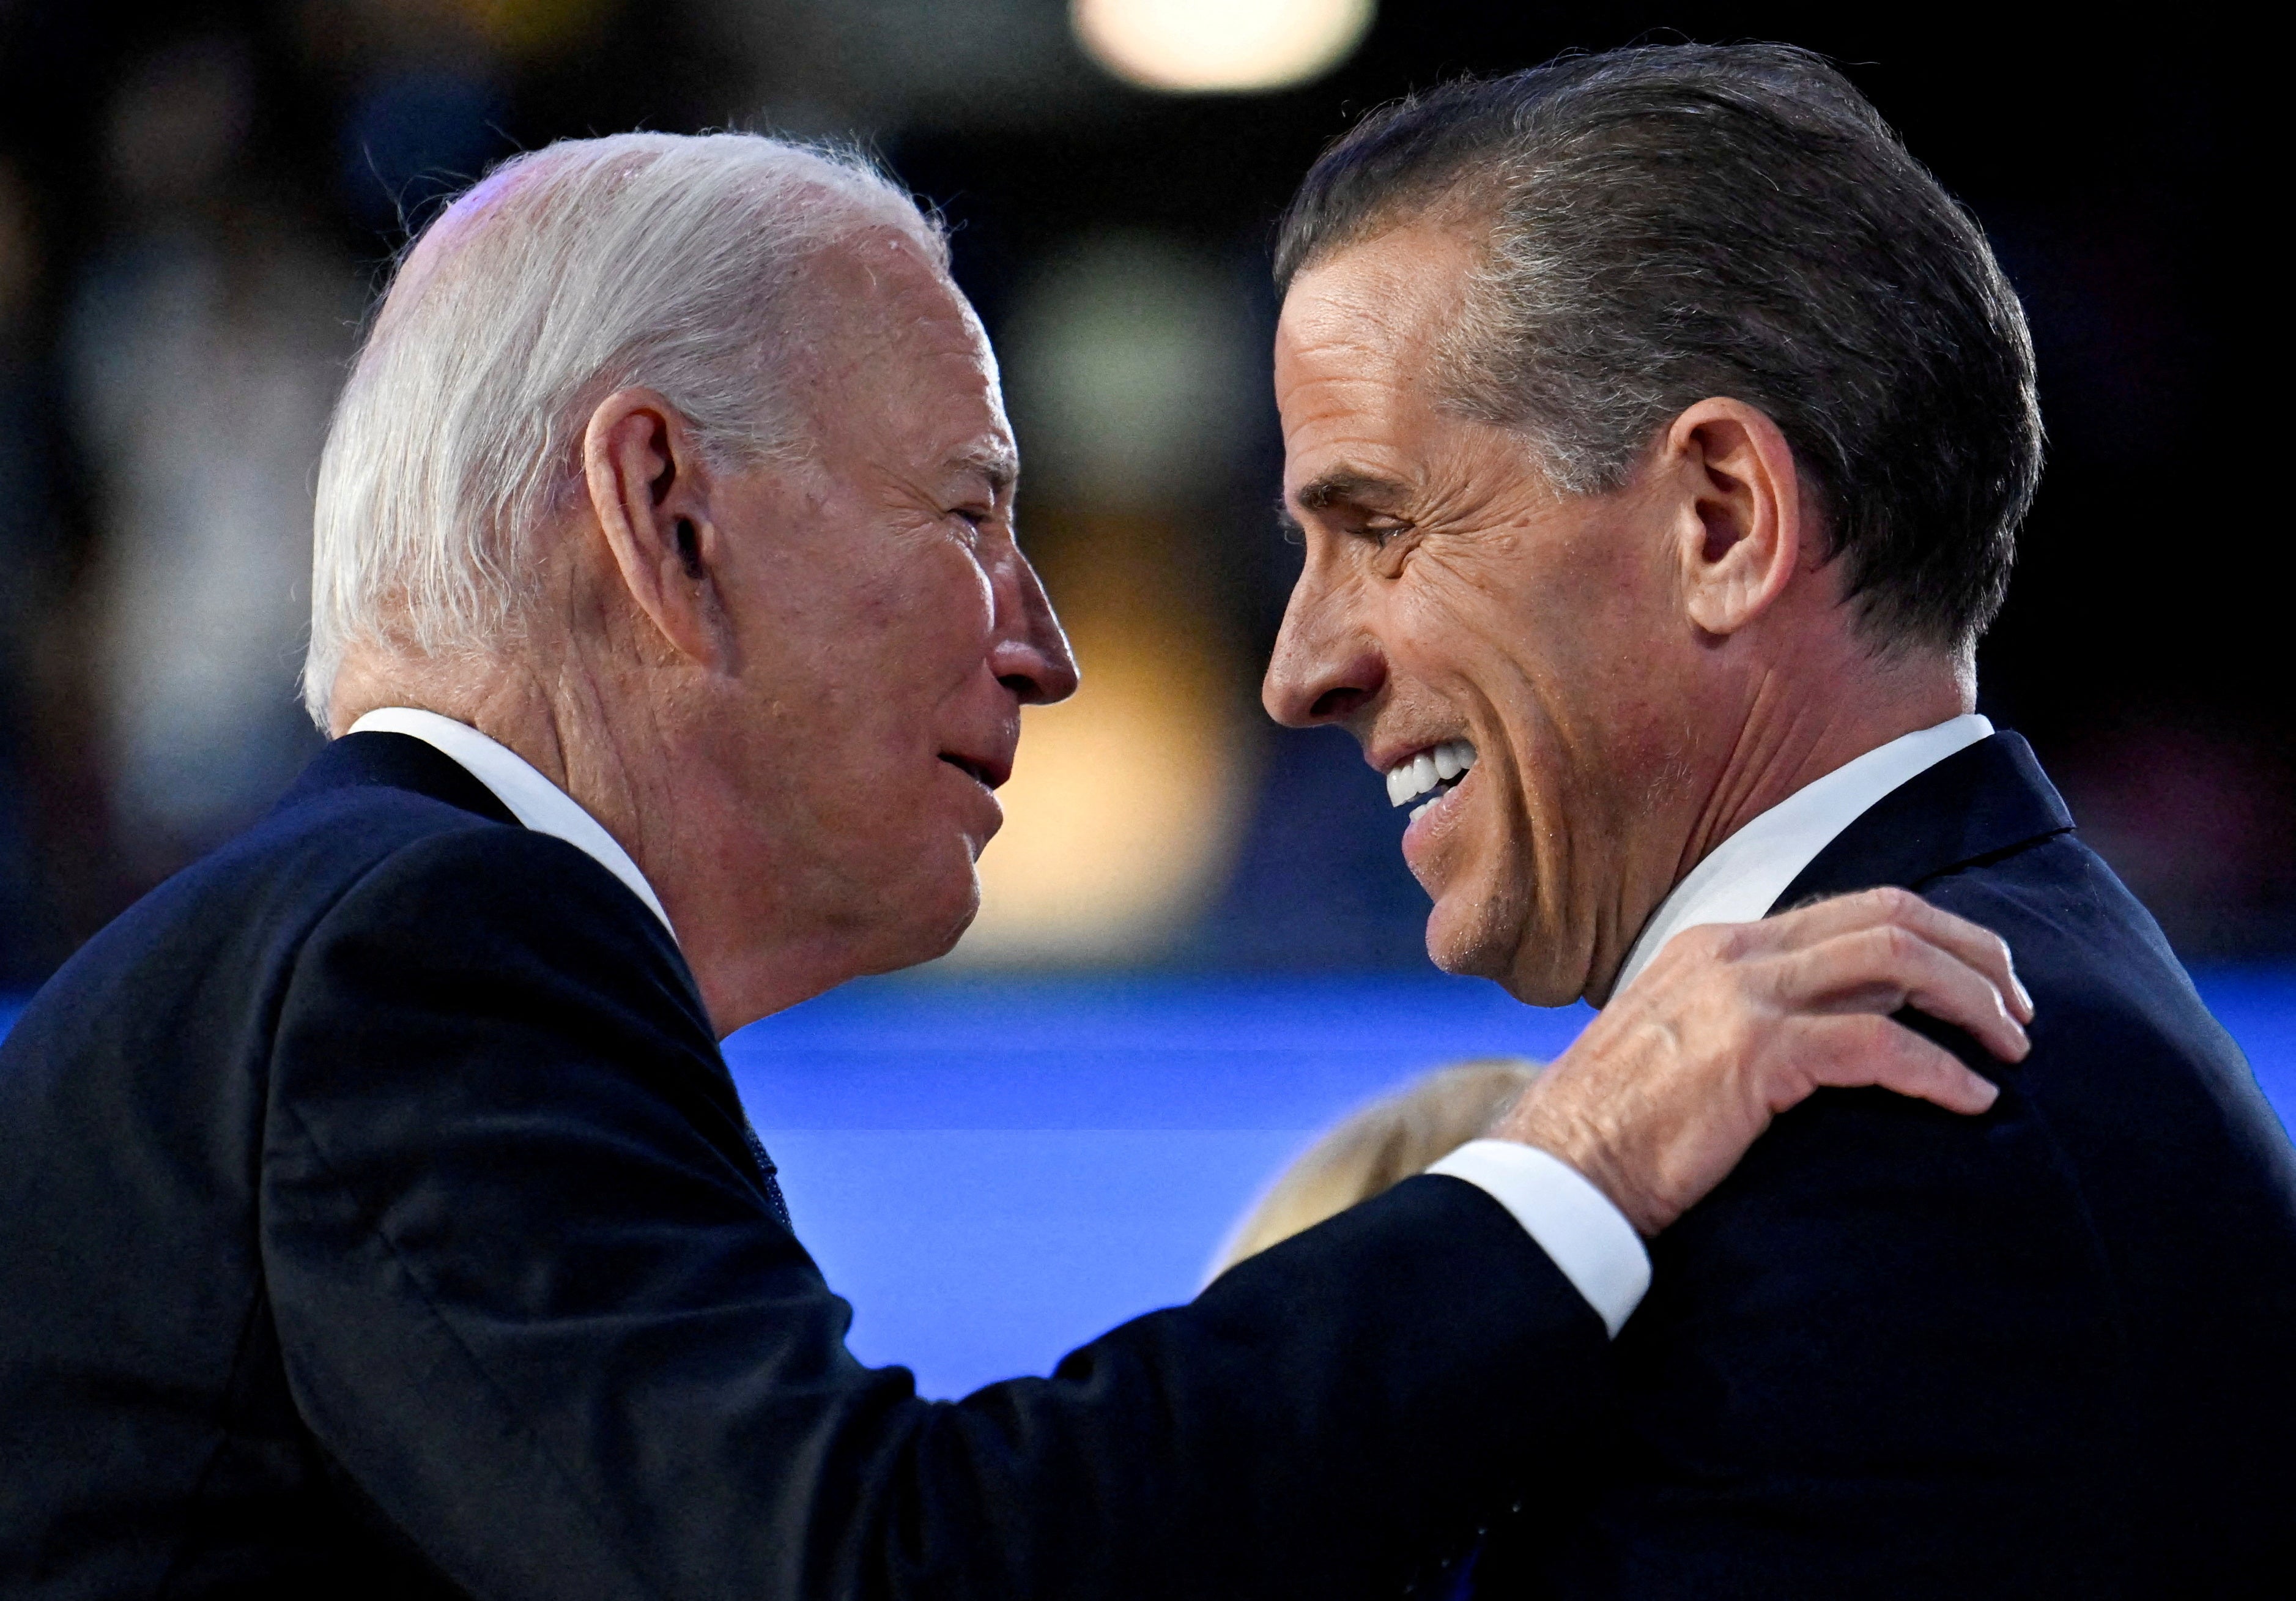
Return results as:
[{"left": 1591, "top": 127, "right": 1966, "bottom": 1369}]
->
[
  {"left": 1477, "top": 732, "right": 2296, "bottom": 1598},
  {"left": 0, "top": 732, "right": 1607, "bottom": 1599}
]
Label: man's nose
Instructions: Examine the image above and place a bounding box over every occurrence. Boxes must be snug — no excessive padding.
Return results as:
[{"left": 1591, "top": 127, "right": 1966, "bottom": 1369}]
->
[
  {"left": 1262, "top": 563, "right": 1385, "bottom": 728},
  {"left": 988, "top": 549, "right": 1081, "bottom": 707}
]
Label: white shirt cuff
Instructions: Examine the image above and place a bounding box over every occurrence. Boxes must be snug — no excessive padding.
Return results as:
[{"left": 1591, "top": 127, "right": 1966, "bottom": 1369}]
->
[{"left": 1426, "top": 1139, "right": 1651, "bottom": 1337}]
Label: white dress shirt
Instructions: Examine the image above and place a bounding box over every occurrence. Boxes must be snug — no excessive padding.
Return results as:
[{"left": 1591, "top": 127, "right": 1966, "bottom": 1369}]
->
[{"left": 1426, "top": 711, "right": 1994, "bottom": 1337}]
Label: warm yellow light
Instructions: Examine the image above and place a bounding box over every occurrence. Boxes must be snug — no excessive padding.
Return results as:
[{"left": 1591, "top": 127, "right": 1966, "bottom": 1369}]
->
[
  {"left": 947, "top": 520, "right": 1257, "bottom": 966},
  {"left": 1072, "top": 0, "right": 1374, "bottom": 94}
]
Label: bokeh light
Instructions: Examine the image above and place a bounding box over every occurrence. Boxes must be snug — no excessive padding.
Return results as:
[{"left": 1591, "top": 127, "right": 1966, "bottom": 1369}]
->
[
  {"left": 947, "top": 231, "right": 1266, "bottom": 964},
  {"left": 950, "top": 529, "right": 1259, "bottom": 965},
  {"left": 1072, "top": 0, "right": 1376, "bottom": 94},
  {"left": 1001, "top": 232, "right": 1259, "bottom": 510}
]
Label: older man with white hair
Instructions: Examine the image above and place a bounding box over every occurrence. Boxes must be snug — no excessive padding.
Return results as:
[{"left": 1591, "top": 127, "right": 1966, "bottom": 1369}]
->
[{"left": 0, "top": 132, "right": 2023, "bottom": 1599}]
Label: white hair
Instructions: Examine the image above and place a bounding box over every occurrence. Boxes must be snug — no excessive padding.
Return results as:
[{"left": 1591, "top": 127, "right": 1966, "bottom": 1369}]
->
[{"left": 302, "top": 132, "right": 947, "bottom": 726}]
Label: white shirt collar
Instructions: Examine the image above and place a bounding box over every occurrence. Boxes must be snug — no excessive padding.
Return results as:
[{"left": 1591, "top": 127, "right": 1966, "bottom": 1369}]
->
[
  {"left": 1610, "top": 713, "right": 1993, "bottom": 999},
  {"left": 346, "top": 707, "right": 676, "bottom": 942}
]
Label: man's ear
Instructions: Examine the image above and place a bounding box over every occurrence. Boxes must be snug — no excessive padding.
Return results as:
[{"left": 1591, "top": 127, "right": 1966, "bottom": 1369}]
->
[
  {"left": 1662, "top": 398, "right": 1806, "bottom": 639},
  {"left": 582, "top": 387, "right": 728, "bottom": 666}
]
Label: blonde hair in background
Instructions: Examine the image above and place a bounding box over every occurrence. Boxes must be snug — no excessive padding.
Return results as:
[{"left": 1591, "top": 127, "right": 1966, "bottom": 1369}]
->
[
  {"left": 303, "top": 132, "right": 945, "bottom": 727},
  {"left": 1209, "top": 1058, "right": 1541, "bottom": 1280}
]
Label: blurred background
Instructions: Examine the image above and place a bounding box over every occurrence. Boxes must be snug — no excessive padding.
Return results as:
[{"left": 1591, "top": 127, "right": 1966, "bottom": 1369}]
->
[{"left": 1, "top": 1, "right": 2282, "bottom": 1393}]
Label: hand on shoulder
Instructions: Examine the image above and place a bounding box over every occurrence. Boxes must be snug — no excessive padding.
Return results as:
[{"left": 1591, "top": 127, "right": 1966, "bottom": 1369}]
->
[{"left": 1494, "top": 887, "right": 2029, "bottom": 1235}]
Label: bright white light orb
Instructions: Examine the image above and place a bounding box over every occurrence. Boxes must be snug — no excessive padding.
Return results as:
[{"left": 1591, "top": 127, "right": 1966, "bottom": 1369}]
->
[{"left": 1072, "top": 0, "right": 1375, "bottom": 94}]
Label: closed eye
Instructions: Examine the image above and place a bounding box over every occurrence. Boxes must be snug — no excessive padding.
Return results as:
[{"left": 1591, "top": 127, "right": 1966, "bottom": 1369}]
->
[{"left": 1342, "top": 516, "right": 1418, "bottom": 560}]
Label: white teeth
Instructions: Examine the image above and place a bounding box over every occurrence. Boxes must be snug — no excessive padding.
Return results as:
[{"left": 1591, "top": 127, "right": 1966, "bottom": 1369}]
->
[
  {"left": 1409, "top": 800, "right": 1432, "bottom": 823},
  {"left": 1385, "top": 738, "right": 1479, "bottom": 809}
]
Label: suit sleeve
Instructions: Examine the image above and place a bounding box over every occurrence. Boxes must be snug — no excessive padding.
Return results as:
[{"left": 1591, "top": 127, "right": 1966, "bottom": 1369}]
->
[{"left": 261, "top": 828, "right": 1611, "bottom": 1601}]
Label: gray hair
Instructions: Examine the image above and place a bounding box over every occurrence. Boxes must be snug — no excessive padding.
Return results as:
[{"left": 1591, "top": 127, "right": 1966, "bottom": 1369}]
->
[
  {"left": 303, "top": 132, "right": 946, "bottom": 726},
  {"left": 1273, "top": 44, "right": 2042, "bottom": 655}
]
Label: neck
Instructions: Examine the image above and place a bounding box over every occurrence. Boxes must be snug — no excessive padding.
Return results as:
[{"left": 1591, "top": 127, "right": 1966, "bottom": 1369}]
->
[
  {"left": 1588, "top": 644, "right": 1970, "bottom": 1003},
  {"left": 334, "top": 648, "right": 592, "bottom": 800},
  {"left": 1679, "top": 655, "right": 1970, "bottom": 882},
  {"left": 331, "top": 645, "right": 864, "bottom": 1035}
]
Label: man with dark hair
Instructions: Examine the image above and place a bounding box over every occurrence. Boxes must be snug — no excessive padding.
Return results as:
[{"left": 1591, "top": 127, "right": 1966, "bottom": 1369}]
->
[{"left": 1265, "top": 42, "right": 2296, "bottom": 1597}]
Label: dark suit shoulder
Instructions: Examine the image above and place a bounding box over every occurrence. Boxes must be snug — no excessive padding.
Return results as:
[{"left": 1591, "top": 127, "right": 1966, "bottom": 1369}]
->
[
  {"left": 1509, "top": 779, "right": 2296, "bottom": 1599},
  {"left": 0, "top": 770, "right": 721, "bottom": 1598},
  {"left": 14, "top": 775, "right": 505, "bottom": 1027},
  {"left": 265, "top": 820, "right": 749, "bottom": 1240},
  {"left": 0, "top": 780, "right": 522, "bottom": 1595},
  {"left": 1914, "top": 830, "right": 2283, "bottom": 1160},
  {"left": 282, "top": 809, "right": 705, "bottom": 1039}
]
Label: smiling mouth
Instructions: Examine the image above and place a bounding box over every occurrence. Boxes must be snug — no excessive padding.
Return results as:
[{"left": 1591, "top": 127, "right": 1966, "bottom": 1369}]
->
[{"left": 1385, "top": 738, "right": 1477, "bottom": 823}]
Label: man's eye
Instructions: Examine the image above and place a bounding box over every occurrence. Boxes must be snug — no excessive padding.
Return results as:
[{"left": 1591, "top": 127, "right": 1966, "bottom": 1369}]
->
[{"left": 1363, "top": 520, "right": 1413, "bottom": 546}]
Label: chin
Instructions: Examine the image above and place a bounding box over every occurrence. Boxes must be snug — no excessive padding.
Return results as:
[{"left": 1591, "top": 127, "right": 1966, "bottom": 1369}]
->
[
  {"left": 1423, "top": 873, "right": 1579, "bottom": 1008},
  {"left": 870, "top": 859, "right": 982, "bottom": 975},
  {"left": 1422, "top": 887, "right": 1510, "bottom": 983}
]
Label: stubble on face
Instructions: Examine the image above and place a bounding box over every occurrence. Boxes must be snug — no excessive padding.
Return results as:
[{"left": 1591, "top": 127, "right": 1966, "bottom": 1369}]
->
[{"left": 1270, "top": 226, "right": 1695, "bottom": 1006}]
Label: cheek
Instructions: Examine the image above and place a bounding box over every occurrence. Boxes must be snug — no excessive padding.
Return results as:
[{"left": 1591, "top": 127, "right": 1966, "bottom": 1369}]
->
[
  {"left": 1403, "top": 531, "right": 1651, "bottom": 746},
  {"left": 1388, "top": 574, "right": 1589, "bottom": 876},
  {"left": 831, "top": 544, "right": 996, "bottom": 696},
  {"left": 873, "top": 576, "right": 996, "bottom": 775},
  {"left": 1389, "top": 567, "right": 1557, "bottom": 750},
  {"left": 812, "top": 548, "right": 999, "bottom": 813}
]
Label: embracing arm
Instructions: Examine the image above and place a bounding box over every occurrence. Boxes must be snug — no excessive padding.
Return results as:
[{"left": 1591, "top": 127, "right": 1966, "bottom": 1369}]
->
[
  {"left": 261, "top": 830, "right": 1605, "bottom": 1601},
  {"left": 261, "top": 839, "right": 2022, "bottom": 1600}
]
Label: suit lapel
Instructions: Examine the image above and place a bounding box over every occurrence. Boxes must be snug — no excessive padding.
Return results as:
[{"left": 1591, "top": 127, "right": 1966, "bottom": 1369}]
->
[
  {"left": 274, "top": 731, "right": 522, "bottom": 828},
  {"left": 1771, "top": 732, "right": 2074, "bottom": 912}
]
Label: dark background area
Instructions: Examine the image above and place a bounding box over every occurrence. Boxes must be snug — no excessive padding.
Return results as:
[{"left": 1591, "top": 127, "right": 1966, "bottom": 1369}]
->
[{"left": 0, "top": 0, "right": 2277, "bottom": 986}]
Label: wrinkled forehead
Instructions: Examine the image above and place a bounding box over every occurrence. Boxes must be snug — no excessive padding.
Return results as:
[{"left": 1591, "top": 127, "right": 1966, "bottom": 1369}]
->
[
  {"left": 1273, "top": 228, "right": 1487, "bottom": 503},
  {"left": 804, "top": 229, "right": 991, "bottom": 368},
  {"left": 1278, "top": 222, "right": 1481, "bottom": 388},
  {"left": 796, "top": 229, "right": 1013, "bottom": 458}
]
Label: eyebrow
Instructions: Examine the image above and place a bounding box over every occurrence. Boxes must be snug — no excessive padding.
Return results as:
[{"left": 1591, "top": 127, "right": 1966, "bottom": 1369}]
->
[
  {"left": 953, "top": 444, "right": 1019, "bottom": 497},
  {"left": 1294, "top": 469, "right": 1410, "bottom": 513}
]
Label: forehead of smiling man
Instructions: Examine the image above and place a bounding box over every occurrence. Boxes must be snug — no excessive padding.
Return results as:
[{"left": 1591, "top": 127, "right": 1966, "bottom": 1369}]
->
[{"left": 1261, "top": 42, "right": 2041, "bottom": 1006}]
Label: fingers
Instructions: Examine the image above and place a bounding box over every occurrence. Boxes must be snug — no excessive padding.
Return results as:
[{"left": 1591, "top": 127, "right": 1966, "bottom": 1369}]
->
[
  {"left": 1780, "top": 923, "right": 2031, "bottom": 1064},
  {"left": 1790, "top": 1012, "right": 2001, "bottom": 1116},
  {"left": 1527, "top": 888, "right": 2021, "bottom": 1236},
  {"left": 1770, "top": 888, "right": 2031, "bottom": 1023},
  {"left": 1879, "top": 892, "right": 2032, "bottom": 1023}
]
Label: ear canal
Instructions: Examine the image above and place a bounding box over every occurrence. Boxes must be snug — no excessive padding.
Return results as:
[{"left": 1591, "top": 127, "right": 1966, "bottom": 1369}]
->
[{"left": 675, "top": 519, "right": 705, "bottom": 581}]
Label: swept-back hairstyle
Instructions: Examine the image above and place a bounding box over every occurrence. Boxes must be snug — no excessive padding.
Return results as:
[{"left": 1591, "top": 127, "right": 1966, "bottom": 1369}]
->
[
  {"left": 1275, "top": 43, "right": 2042, "bottom": 654},
  {"left": 303, "top": 132, "right": 946, "bottom": 726}
]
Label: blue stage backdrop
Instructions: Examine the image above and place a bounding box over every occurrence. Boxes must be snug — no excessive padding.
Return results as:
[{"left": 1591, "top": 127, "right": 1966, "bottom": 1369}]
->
[
  {"left": 725, "top": 967, "right": 2296, "bottom": 1398},
  {"left": 6, "top": 968, "right": 2292, "bottom": 1399}
]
